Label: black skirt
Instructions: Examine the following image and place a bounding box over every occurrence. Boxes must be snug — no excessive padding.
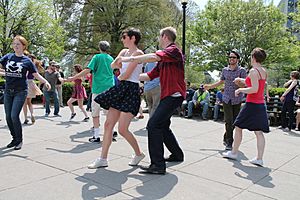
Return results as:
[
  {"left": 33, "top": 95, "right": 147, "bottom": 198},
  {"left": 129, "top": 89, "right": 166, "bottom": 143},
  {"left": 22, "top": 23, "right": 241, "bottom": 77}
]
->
[
  {"left": 94, "top": 80, "right": 141, "bottom": 116},
  {"left": 234, "top": 102, "right": 270, "bottom": 133}
]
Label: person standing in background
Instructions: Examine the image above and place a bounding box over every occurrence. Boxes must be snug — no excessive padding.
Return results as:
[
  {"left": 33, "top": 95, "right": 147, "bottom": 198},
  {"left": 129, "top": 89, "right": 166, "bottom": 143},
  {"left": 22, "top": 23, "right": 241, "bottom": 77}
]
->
[
  {"left": 144, "top": 62, "right": 160, "bottom": 118},
  {"left": 43, "top": 61, "right": 64, "bottom": 117},
  {"left": 279, "top": 71, "right": 300, "bottom": 131},
  {"left": 55, "top": 64, "right": 64, "bottom": 107}
]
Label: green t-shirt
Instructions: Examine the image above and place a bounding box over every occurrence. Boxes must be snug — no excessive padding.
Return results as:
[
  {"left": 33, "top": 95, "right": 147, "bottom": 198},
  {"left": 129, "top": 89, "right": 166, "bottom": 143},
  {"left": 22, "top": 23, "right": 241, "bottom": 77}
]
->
[{"left": 87, "top": 53, "right": 114, "bottom": 94}]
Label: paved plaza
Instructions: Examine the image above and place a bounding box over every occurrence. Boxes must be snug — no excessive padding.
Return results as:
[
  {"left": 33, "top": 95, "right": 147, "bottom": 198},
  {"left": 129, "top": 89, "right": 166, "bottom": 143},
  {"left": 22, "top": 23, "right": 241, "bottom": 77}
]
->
[{"left": 0, "top": 104, "right": 299, "bottom": 200}]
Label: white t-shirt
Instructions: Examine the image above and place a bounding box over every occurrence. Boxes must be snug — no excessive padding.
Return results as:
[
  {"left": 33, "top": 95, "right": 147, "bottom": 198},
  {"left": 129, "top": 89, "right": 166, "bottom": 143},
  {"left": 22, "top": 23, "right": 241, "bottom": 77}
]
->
[{"left": 120, "top": 62, "right": 143, "bottom": 83}]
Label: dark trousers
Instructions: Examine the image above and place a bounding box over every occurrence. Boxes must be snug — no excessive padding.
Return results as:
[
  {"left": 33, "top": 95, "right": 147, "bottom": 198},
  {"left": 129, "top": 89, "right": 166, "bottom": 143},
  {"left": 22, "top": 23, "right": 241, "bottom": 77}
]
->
[
  {"left": 281, "top": 100, "right": 296, "bottom": 129},
  {"left": 147, "top": 96, "right": 184, "bottom": 169},
  {"left": 86, "top": 92, "right": 92, "bottom": 110},
  {"left": 223, "top": 102, "right": 241, "bottom": 146},
  {"left": 4, "top": 89, "right": 27, "bottom": 142}
]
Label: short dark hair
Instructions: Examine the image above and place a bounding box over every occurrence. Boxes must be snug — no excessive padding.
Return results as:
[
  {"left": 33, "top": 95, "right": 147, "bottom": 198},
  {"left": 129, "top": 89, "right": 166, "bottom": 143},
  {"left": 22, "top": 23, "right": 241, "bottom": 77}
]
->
[
  {"left": 121, "top": 28, "right": 141, "bottom": 45},
  {"left": 160, "top": 27, "right": 177, "bottom": 42},
  {"left": 229, "top": 49, "right": 240, "bottom": 59},
  {"left": 251, "top": 48, "right": 267, "bottom": 63},
  {"left": 290, "top": 71, "right": 300, "bottom": 79}
]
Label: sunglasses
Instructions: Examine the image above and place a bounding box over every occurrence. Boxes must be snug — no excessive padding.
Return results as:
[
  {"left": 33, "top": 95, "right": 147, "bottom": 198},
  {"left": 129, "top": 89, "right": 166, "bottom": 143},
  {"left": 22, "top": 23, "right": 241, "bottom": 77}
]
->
[
  {"left": 228, "top": 56, "right": 237, "bottom": 59},
  {"left": 121, "top": 35, "right": 128, "bottom": 40}
]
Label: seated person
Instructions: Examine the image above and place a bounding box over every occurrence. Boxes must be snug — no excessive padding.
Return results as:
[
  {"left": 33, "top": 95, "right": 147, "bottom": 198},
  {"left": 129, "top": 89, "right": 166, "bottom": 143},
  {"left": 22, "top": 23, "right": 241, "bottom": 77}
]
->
[
  {"left": 213, "top": 88, "right": 224, "bottom": 121},
  {"left": 180, "top": 81, "right": 195, "bottom": 116},
  {"left": 187, "top": 85, "right": 210, "bottom": 119}
]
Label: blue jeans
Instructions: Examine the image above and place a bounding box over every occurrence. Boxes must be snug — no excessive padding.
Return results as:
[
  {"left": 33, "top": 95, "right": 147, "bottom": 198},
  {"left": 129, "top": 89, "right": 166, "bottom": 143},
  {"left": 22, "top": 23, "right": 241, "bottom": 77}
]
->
[
  {"left": 4, "top": 89, "right": 27, "bottom": 142},
  {"left": 214, "top": 104, "right": 221, "bottom": 120},
  {"left": 187, "top": 101, "right": 209, "bottom": 118},
  {"left": 44, "top": 90, "right": 60, "bottom": 115},
  {"left": 147, "top": 96, "right": 184, "bottom": 169}
]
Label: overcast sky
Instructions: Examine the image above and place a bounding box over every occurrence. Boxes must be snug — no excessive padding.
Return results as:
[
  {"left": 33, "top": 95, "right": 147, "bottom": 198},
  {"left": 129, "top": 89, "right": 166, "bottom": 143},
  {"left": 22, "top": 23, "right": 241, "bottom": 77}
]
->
[{"left": 193, "top": 0, "right": 281, "bottom": 10}]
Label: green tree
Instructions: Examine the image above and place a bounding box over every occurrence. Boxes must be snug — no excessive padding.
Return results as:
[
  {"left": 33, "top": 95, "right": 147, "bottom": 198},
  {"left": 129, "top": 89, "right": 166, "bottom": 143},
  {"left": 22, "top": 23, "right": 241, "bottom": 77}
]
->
[
  {"left": 53, "top": 0, "right": 195, "bottom": 64},
  {"left": 188, "top": 0, "right": 300, "bottom": 73},
  {"left": 0, "top": 0, "right": 66, "bottom": 60}
]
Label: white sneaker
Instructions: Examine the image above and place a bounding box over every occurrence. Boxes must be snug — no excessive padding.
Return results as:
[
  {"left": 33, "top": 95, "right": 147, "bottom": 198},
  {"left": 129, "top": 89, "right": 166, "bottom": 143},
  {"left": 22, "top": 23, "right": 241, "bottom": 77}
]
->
[
  {"left": 88, "top": 158, "right": 108, "bottom": 169},
  {"left": 295, "top": 127, "right": 299, "bottom": 131},
  {"left": 283, "top": 127, "right": 290, "bottom": 132},
  {"left": 222, "top": 151, "right": 238, "bottom": 160},
  {"left": 129, "top": 152, "right": 145, "bottom": 166},
  {"left": 249, "top": 158, "right": 264, "bottom": 167}
]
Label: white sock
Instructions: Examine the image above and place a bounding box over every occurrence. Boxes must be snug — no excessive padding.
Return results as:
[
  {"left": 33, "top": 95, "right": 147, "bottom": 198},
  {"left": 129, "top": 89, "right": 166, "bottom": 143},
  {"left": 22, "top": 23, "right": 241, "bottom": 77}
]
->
[{"left": 94, "top": 128, "right": 100, "bottom": 138}]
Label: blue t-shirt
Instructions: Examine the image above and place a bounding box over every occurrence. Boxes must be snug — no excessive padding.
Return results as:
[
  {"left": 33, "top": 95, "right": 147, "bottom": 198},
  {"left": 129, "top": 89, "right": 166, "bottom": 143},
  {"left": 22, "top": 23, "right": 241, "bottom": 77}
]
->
[
  {"left": 216, "top": 91, "right": 223, "bottom": 102},
  {"left": 0, "top": 53, "right": 37, "bottom": 90},
  {"left": 144, "top": 62, "right": 160, "bottom": 92}
]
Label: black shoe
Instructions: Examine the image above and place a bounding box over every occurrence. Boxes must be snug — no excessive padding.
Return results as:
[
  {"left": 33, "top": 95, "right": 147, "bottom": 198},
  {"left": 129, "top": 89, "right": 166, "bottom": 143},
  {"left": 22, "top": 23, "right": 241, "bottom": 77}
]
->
[
  {"left": 54, "top": 113, "right": 62, "bottom": 117},
  {"left": 14, "top": 142, "right": 23, "bottom": 150},
  {"left": 88, "top": 137, "right": 101, "bottom": 143},
  {"left": 164, "top": 154, "right": 184, "bottom": 162},
  {"left": 82, "top": 117, "right": 90, "bottom": 122},
  {"left": 225, "top": 145, "right": 232, "bottom": 150},
  {"left": 7, "top": 140, "right": 18, "bottom": 148},
  {"left": 70, "top": 113, "right": 76, "bottom": 120},
  {"left": 113, "top": 131, "right": 118, "bottom": 138},
  {"left": 139, "top": 165, "right": 166, "bottom": 175},
  {"left": 112, "top": 131, "right": 118, "bottom": 142}
]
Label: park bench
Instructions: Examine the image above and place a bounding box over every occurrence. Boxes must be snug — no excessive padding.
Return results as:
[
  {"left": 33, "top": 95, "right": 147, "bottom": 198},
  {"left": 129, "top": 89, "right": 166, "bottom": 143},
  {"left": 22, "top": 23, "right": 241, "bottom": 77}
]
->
[{"left": 266, "top": 95, "right": 282, "bottom": 126}]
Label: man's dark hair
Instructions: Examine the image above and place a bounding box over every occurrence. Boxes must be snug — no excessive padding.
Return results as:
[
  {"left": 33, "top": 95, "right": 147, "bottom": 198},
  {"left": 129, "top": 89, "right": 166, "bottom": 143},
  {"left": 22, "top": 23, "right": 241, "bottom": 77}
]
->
[
  {"left": 121, "top": 28, "right": 141, "bottom": 45},
  {"left": 229, "top": 49, "right": 240, "bottom": 59}
]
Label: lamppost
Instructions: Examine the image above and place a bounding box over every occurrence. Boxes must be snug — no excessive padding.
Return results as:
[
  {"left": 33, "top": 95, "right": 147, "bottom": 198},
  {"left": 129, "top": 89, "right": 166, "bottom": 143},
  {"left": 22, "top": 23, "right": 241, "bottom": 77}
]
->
[{"left": 181, "top": 0, "right": 188, "bottom": 55}]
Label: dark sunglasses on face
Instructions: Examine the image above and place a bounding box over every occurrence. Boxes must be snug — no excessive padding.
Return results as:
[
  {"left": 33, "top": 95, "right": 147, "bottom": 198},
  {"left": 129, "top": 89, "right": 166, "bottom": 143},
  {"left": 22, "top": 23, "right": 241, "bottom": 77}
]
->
[
  {"left": 121, "top": 35, "right": 127, "bottom": 40},
  {"left": 228, "top": 56, "right": 237, "bottom": 59}
]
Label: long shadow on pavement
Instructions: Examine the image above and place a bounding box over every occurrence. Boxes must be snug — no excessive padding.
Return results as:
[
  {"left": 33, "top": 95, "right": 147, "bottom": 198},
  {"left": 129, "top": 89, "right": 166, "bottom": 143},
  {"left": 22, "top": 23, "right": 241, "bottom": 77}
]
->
[
  {"left": 232, "top": 161, "right": 274, "bottom": 188},
  {"left": 46, "top": 130, "right": 101, "bottom": 154}
]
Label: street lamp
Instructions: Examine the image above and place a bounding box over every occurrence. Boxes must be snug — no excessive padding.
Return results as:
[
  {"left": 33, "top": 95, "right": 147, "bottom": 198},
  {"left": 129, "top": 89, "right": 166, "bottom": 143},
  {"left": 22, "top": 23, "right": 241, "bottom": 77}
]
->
[{"left": 181, "top": 0, "right": 188, "bottom": 55}]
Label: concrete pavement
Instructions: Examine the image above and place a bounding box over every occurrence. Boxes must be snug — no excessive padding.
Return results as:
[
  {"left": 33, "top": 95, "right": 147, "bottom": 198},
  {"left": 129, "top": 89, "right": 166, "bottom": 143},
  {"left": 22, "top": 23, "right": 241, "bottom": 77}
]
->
[{"left": 0, "top": 104, "right": 299, "bottom": 200}]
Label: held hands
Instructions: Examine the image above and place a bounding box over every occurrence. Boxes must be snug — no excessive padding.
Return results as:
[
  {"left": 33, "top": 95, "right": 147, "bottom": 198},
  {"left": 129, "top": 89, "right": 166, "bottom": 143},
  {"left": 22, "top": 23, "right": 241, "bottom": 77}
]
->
[
  {"left": 234, "top": 77, "right": 245, "bottom": 88},
  {"left": 203, "top": 84, "right": 210, "bottom": 90},
  {"left": 235, "top": 88, "right": 241, "bottom": 97},
  {"left": 65, "top": 77, "right": 74, "bottom": 82}
]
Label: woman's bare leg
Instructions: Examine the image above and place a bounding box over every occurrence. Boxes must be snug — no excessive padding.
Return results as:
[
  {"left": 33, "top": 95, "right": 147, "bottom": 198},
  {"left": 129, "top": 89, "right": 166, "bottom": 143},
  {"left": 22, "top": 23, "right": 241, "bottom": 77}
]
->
[
  {"left": 118, "top": 112, "right": 143, "bottom": 156},
  {"left": 232, "top": 126, "right": 243, "bottom": 154},
  {"left": 78, "top": 99, "right": 88, "bottom": 118},
  {"left": 100, "top": 108, "right": 120, "bottom": 159},
  {"left": 254, "top": 131, "right": 265, "bottom": 160}
]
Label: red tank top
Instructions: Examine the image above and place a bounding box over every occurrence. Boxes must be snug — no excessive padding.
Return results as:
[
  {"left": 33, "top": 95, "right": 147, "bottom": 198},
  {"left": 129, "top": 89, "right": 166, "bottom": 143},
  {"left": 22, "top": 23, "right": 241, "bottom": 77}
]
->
[{"left": 245, "top": 68, "right": 266, "bottom": 104}]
